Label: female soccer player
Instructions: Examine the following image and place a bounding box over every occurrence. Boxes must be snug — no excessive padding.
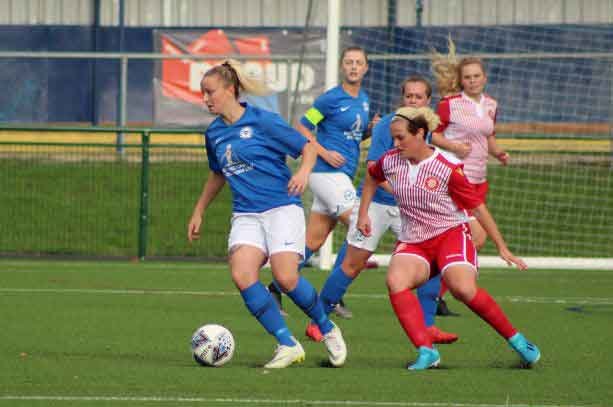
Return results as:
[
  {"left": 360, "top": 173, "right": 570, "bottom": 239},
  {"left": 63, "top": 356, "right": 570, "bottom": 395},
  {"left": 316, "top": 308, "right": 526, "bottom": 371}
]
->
[
  {"left": 430, "top": 38, "right": 509, "bottom": 250},
  {"left": 429, "top": 39, "right": 510, "bottom": 312},
  {"left": 188, "top": 60, "right": 347, "bottom": 369},
  {"left": 358, "top": 106, "right": 540, "bottom": 370},
  {"left": 306, "top": 76, "right": 458, "bottom": 344},
  {"left": 269, "top": 46, "right": 377, "bottom": 317}
]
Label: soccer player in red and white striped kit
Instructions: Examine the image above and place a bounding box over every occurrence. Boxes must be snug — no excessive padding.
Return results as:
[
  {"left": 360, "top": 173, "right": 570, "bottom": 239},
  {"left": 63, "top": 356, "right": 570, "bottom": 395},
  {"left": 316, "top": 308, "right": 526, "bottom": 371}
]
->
[
  {"left": 358, "top": 106, "right": 540, "bottom": 370},
  {"left": 429, "top": 39, "right": 510, "bottom": 313}
]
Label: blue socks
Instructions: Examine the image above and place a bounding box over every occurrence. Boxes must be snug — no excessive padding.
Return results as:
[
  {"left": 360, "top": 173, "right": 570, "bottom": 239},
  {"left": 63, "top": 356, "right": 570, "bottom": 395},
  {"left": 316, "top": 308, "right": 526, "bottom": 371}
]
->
[
  {"left": 286, "top": 275, "right": 334, "bottom": 335},
  {"left": 417, "top": 274, "right": 441, "bottom": 327},
  {"left": 319, "top": 256, "right": 354, "bottom": 315},
  {"left": 241, "top": 281, "right": 295, "bottom": 346},
  {"left": 298, "top": 246, "right": 314, "bottom": 270}
]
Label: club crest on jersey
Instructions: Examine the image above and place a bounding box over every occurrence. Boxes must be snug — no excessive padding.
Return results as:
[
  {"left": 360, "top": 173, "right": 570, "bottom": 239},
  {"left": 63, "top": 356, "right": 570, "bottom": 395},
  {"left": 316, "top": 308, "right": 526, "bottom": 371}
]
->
[
  {"left": 424, "top": 176, "right": 440, "bottom": 191},
  {"left": 362, "top": 101, "right": 369, "bottom": 112},
  {"left": 239, "top": 126, "right": 253, "bottom": 139},
  {"left": 488, "top": 109, "right": 495, "bottom": 120}
]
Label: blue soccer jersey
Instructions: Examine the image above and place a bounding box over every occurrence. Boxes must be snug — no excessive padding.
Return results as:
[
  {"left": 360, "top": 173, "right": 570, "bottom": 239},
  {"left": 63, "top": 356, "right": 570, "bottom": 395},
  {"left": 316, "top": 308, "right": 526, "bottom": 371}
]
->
[
  {"left": 205, "top": 104, "right": 308, "bottom": 213},
  {"left": 300, "top": 85, "right": 370, "bottom": 179},
  {"left": 356, "top": 113, "right": 396, "bottom": 206}
]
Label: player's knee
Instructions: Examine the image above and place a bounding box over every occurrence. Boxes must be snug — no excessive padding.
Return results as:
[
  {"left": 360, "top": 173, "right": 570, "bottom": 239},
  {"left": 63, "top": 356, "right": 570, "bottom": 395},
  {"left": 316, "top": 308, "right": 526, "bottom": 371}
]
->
[
  {"left": 342, "top": 257, "right": 367, "bottom": 278},
  {"left": 386, "top": 269, "right": 410, "bottom": 292},
  {"left": 449, "top": 285, "right": 477, "bottom": 304}
]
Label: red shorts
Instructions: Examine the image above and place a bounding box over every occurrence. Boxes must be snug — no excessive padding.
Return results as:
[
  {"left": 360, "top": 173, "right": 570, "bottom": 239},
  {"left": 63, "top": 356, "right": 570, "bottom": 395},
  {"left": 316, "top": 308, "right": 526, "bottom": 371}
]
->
[
  {"left": 473, "top": 181, "right": 489, "bottom": 203},
  {"left": 392, "top": 224, "right": 478, "bottom": 276}
]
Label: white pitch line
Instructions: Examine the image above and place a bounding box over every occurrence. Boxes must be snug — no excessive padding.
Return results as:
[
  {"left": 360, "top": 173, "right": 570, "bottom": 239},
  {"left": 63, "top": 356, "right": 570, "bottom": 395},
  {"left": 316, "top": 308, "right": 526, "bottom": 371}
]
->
[
  {"left": 0, "top": 395, "right": 588, "bottom": 407},
  {"left": 0, "top": 287, "right": 612, "bottom": 305}
]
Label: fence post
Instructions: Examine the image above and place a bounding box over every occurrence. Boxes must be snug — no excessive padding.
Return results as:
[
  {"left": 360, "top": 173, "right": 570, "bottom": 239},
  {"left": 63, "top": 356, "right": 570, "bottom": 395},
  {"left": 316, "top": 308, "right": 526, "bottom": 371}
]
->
[{"left": 138, "top": 130, "right": 150, "bottom": 260}]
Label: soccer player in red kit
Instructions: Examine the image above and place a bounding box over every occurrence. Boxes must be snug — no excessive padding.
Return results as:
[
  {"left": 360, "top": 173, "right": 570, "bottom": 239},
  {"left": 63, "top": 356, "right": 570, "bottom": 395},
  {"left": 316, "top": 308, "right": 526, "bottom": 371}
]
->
[{"left": 358, "top": 106, "right": 540, "bottom": 370}]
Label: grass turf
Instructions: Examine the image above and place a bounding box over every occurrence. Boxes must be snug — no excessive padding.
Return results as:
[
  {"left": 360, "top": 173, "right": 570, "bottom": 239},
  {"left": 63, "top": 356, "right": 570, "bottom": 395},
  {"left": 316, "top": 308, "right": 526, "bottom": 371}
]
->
[{"left": 1, "top": 259, "right": 613, "bottom": 406}]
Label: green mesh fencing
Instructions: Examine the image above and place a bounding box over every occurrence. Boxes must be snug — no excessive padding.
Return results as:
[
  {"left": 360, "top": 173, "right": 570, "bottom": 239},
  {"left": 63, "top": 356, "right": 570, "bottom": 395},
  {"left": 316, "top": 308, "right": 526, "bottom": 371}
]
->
[{"left": 1, "top": 128, "right": 612, "bottom": 260}]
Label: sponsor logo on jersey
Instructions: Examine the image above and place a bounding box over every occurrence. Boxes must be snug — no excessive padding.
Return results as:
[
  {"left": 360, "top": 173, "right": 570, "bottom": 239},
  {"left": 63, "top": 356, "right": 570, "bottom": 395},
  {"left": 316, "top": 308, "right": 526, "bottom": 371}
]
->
[
  {"left": 222, "top": 143, "right": 253, "bottom": 176},
  {"left": 340, "top": 106, "right": 350, "bottom": 112}
]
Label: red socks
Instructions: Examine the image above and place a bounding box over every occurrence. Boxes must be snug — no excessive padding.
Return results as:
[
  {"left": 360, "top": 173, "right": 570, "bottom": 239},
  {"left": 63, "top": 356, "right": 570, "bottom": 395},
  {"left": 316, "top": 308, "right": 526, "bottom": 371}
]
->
[
  {"left": 389, "top": 289, "right": 432, "bottom": 348},
  {"left": 467, "top": 288, "right": 517, "bottom": 339}
]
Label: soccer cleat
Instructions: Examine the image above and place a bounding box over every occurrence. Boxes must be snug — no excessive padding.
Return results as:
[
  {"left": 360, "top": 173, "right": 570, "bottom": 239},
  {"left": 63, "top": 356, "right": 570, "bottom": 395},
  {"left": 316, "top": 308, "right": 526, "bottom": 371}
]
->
[
  {"left": 508, "top": 332, "right": 541, "bottom": 368},
  {"left": 436, "top": 297, "right": 459, "bottom": 317},
  {"left": 407, "top": 346, "right": 441, "bottom": 371},
  {"left": 268, "top": 282, "right": 288, "bottom": 317},
  {"left": 305, "top": 322, "right": 323, "bottom": 342},
  {"left": 264, "top": 338, "right": 305, "bottom": 369},
  {"left": 427, "top": 325, "right": 459, "bottom": 344},
  {"left": 333, "top": 300, "right": 353, "bottom": 319},
  {"left": 322, "top": 322, "right": 347, "bottom": 367}
]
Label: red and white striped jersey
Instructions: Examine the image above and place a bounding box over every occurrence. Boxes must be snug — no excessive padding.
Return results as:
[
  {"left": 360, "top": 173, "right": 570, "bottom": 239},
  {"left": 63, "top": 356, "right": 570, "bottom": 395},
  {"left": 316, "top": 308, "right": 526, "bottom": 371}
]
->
[
  {"left": 435, "top": 92, "right": 497, "bottom": 184},
  {"left": 368, "top": 147, "right": 482, "bottom": 243}
]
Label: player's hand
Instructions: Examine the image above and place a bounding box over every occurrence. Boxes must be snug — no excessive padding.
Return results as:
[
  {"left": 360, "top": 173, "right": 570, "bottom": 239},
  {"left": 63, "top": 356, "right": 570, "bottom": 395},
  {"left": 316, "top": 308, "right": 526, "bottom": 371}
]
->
[
  {"left": 357, "top": 214, "right": 372, "bottom": 237},
  {"left": 323, "top": 150, "right": 346, "bottom": 168},
  {"left": 498, "top": 246, "right": 527, "bottom": 270},
  {"left": 453, "top": 142, "right": 472, "bottom": 158},
  {"left": 496, "top": 151, "right": 510, "bottom": 166},
  {"left": 188, "top": 214, "right": 203, "bottom": 242},
  {"left": 288, "top": 170, "right": 308, "bottom": 195}
]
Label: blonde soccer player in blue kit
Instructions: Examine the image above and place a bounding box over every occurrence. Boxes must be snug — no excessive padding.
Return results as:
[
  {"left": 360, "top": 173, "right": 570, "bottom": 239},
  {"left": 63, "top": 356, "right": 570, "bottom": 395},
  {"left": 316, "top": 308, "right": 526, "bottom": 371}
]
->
[{"left": 188, "top": 60, "right": 347, "bottom": 368}]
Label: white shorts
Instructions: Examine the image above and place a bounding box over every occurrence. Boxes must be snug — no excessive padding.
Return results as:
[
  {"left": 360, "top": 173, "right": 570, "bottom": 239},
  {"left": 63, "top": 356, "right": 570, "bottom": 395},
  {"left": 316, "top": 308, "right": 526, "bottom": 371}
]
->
[
  {"left": 346, "top": 200, "right": 401, "bottom": 252},
  {"left": 309, "top": 172, "right": 356, "bottom": 218},
  {"left": 228, "top": 204, "right": 305, "bottom": 258}
]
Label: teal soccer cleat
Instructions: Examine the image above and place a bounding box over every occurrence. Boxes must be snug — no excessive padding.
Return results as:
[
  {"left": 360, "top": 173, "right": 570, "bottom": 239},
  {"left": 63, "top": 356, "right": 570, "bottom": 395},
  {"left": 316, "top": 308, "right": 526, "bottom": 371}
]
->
[
  {"left": 407, "top": 346, "right": 440, "bottom": 371},
  {"left": 508, "top": 332, "right": 541, "bottom": 368}
]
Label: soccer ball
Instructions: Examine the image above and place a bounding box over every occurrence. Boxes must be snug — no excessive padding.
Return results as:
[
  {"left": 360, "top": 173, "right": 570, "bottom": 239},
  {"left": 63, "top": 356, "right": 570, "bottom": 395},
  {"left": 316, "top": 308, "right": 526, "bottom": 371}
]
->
[{"left": 191, "top": 324, "right": 235, "bottom": 367}]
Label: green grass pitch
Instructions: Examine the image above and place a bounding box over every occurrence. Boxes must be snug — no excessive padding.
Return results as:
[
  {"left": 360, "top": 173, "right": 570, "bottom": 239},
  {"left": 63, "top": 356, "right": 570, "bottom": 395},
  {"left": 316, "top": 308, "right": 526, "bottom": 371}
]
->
[{"left": 1, "top": 259, "right": 613, "bottom": 406}]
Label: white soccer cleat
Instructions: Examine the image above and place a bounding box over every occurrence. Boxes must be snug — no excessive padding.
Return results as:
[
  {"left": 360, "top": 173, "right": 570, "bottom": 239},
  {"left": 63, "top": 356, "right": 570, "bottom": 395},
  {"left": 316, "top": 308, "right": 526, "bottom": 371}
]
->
[
  {"left": 323, "top": 322, "right": 347, "bottom": 367},
  {"left": 263, "top": 338, "right": 305, "bottom": 369}
]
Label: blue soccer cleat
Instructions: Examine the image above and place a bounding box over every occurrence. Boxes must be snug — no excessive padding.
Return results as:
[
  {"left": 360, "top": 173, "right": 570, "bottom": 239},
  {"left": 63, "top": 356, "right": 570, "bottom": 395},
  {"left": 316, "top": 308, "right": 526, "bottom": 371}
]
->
[
  {"left": 407, "top": 346, "right": 440, "bottom": 371},
  {"left": 508, "top": 332, "right": 541, "bottom": 368}
]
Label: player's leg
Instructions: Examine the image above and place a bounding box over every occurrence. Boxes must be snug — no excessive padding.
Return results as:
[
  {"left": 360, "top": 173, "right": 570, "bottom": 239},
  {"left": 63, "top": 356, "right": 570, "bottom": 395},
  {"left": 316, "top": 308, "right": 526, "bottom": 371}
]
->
[
  {"left": 417, "top": 274, "right": 459, "bottom": 344},
  {"left": 439, "top": 226, "right": 540, "bottom": 367},
  {"left": 230, "top": 244, "right": 301, "bottom": 368},
  {"left": 387, "top": 245, "right": 440, "bottom": 371},
  {"left": 267, "top": 204, "right": 347, "bottom": 367}
]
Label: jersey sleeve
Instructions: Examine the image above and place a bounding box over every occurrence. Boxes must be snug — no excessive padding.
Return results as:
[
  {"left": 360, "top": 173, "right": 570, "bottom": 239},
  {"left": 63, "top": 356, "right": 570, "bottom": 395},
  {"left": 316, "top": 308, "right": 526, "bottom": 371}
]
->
[
  {"left": 434, "top": 98, "right": 451, "bottom": 134},
  {"left": 262, "top": 111, "right": 308, "bottom": 159},
  {"left": 204, "top": 133, "right": 222, "bottom": 174},
  {"left": 299, "top": 92, "right": 331, "bottom": 131},
  {"left": 367, "top": 156, "right": 387, "bottom": 183},
  {"left": 448, "top": 165, "right": 482, "bottom": 210},
  {"left": 366, "top": 116, "right": 393, "bottom": 162},
  {"left": 490, "top": 107, "right": 498, "bottom": 137}
]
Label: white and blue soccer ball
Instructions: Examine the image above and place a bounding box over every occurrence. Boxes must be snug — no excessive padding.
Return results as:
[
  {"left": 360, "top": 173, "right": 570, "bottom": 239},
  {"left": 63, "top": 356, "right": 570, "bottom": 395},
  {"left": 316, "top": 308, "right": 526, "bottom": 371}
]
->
[{"left": 191, "top": 324, "right": 235, "bottom": 367}]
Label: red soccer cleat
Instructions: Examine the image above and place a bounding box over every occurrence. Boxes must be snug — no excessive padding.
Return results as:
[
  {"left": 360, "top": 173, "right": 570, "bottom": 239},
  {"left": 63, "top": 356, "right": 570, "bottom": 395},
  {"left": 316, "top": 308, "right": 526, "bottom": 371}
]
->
[
  {"left": 427, "top": 325, "right": 459, "bottom": 344},
  {"left": 305, "top": 322, "right": 324, "bottom": 342}
]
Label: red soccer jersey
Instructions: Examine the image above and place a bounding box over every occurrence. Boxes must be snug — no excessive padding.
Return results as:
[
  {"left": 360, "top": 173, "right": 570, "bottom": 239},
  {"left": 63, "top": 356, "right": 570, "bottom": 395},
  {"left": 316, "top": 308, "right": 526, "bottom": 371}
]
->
[
  {"left": 369, "top": 147, "right": 482, "bottom": 243},
  {"left": 435, "top": 92, "right": 497, "bottom": 184}
]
